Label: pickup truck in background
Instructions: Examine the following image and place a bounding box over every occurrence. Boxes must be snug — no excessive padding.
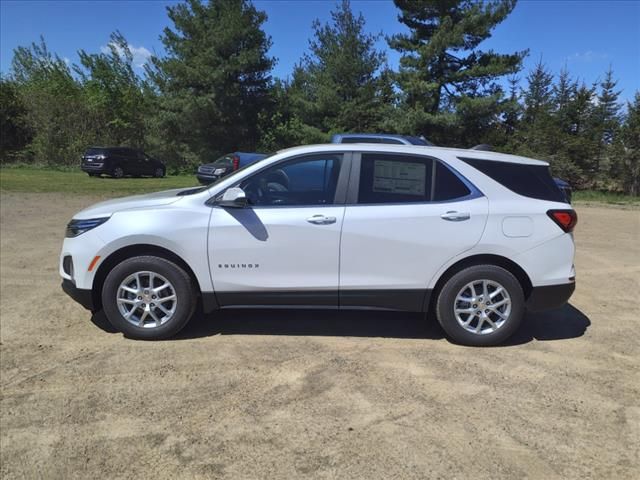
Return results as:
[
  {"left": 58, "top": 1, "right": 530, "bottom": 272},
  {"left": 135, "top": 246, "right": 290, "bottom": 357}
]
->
[{"left": 197, "top": 152, "right": 268, "bottom": 185}]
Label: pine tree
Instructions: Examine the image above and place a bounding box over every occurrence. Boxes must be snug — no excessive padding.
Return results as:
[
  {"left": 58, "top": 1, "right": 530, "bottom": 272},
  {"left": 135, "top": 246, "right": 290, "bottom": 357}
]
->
[
  {"left": 522, "top": 60, "right": 554, "bottom": 126},
  {"left": 597, "top": 66, "right": 622, "bottom": 145},
  {"left": 503, "top": 75, "right": 521, "bottom": 136},
  {"left": 615, "top": 93, "right": 640, "bottom": 195},
  {"left": 147, "top": 0, "right": 274, "bottom": 167},
  {"left": 290, "top": 0, "right": 390, "bottom": 133},
  {"left": 517, "top": 60, "right": 555, "bottom": 157},
  {"left": 592, "top": 66, "right": 622, "bottom": 185},
  {"left": 388, "top": 0, "right": 526, "bottom": 145},
  {"left": 553, "top": 66, "right": 578, "bottom": 133}
]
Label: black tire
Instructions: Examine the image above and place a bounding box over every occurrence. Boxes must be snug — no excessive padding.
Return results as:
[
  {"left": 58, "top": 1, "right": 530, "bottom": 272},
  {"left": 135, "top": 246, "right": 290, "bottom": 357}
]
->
[
  {"left": 101, "top": 256, "right": 197, "bottom": 340},
  {"left": 436, "top": 265, "right": 525, "bottom": 346},
  {"left": 154, "top": 167, "right": 165, "bottom": 178},
  {"left": 112, "top": 166, "right": 125, "bottom": 178}
]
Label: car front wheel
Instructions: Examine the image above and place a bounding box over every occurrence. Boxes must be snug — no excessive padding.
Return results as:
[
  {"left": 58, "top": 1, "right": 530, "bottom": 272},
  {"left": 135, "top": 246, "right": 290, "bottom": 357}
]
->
[
  {"left": 436, "top": 265, "right": 525, "bottom": 346},
  {"left": 112, "top": 166, "right": 125, "bottom": 178},
  {"left": 101, "top": 256, "right": 197, "bottom": 340}
]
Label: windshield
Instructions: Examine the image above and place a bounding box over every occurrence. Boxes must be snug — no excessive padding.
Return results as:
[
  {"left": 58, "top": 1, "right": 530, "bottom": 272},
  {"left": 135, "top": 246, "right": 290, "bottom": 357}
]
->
[
  {"left": 205, "top": 153, "right": 276, "bottom": 189},
  {"left": 210, "top": 154, "right": 235, "bottom": 167},
  {"left": 85, "top": 148, "right": 106, "bottom": 156}
]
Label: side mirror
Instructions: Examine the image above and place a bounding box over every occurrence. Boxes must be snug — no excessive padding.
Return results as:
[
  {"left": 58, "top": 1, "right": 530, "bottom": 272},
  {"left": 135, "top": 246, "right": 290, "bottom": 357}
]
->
[{"left": 218, "top": 187, "right": 247, "bottom": 208}]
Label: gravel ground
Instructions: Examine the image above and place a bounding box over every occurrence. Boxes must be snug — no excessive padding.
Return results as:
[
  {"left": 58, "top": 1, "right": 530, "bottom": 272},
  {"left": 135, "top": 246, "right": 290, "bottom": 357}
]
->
[{"left": 1, "top": 192, "right": 638, "bottom": 479}]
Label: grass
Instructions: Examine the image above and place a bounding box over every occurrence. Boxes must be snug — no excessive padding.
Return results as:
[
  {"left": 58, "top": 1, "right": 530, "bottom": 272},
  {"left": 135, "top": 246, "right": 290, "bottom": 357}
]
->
[
  {"left": 0, "top": 167, "right": 198, "bottom": 196},
  {"left": 572, "top": 190, "right": 640, "bottom": 207}
]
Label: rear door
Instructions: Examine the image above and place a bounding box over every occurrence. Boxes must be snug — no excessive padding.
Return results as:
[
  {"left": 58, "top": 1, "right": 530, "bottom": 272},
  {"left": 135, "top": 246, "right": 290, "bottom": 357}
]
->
[
  {"left": 132, "top": 149, "right": 147, "bottom": 174},
  {"left": 208, "top": 152, "right": 350, "bottom": 306},
  {"left": 115, "top": 148, "right": 135, "bottom": 174},
  {"left": 339, "top": 152, "right": 489, "bottom": 311}
]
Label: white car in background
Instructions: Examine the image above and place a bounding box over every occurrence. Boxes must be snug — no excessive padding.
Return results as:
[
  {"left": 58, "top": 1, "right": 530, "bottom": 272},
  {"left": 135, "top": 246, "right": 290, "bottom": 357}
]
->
[{"left": 60, "top": 144, "right": 577, "bottom": 346}]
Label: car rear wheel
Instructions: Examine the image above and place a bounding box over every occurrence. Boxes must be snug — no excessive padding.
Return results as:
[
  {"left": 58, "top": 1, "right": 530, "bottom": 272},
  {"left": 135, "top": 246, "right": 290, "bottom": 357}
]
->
[
  {"left": 436, "top": 265, "right": 525, "bottom": 346},
  {"left": 101, "top": 256, "right": 197, "bottom": 340},
  {"left": 112, "top": 166, "right": 125, "bottom": 178},
  {"left": 154, "top": 167, "right": 165, "bottom": 178}
]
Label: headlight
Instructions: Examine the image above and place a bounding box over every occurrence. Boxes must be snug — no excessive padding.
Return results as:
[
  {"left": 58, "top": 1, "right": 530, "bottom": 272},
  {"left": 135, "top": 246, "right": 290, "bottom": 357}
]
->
[{"left": 66, "top": 217, "right": 110, "bottom": 238}]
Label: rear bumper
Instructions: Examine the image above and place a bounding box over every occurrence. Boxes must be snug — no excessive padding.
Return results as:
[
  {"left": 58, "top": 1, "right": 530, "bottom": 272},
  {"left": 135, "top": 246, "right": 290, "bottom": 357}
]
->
[
  {"left": 526, "top": 282, "right": 575, "bottom": 312},
  {"left": 62, "top": 279, "right": 95, "bottom": 311}
]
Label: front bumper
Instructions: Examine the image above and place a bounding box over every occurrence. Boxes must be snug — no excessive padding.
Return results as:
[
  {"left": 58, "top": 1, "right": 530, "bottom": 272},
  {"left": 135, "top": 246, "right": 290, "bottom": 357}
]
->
[
  {"left": 526, "top": 282, "right": 575, "bottom": 312},
  {"left": 81, "top": 163, "right": 106, "bottom": 173},
  {"left": 196, "top": 174, "right": 221, "bottom": 185},
  {"left": 62, "top": 279, "right": 95, "bottom": 311}
]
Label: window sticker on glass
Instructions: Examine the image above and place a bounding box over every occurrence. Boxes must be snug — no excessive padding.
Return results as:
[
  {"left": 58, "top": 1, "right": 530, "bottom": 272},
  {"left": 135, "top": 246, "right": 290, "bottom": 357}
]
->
[{"left": 372, "top": 160, "right": 426, "bottom": 195}]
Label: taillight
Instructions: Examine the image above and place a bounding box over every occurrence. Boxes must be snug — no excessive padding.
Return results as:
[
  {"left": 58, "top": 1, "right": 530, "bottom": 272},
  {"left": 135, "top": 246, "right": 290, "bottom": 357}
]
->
[
  {"left": 547, "top": 209, "right": 577, "bottom": 233},
  {"left": 232, "top": 155, "right": 240, "bottom": 171}
]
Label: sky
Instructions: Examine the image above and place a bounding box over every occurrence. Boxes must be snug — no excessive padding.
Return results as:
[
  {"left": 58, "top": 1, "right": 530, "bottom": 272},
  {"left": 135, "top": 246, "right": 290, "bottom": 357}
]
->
[{"left": 1, "top": 0, "right": 639, "bottom": 102}]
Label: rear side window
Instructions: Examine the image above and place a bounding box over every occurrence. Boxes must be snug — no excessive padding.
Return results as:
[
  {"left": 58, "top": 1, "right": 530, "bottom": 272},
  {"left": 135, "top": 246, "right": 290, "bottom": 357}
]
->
[
  {"left": 358, "top": 154, "right": 433, "bottom": 204},
  {"left": 459, "top": 157, "right": 565, "bottom": 202},
  {"left": 433, "top": 161, "right": 471, "bottom": 201},
  {"left": 357, "top": 154, "right": 471, "bottom": 204}
]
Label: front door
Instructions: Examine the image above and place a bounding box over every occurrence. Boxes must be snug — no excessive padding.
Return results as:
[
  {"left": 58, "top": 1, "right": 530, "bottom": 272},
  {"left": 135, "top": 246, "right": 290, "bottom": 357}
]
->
[{"left": 209, "top": 153, "right": 348, "bottom": 306}]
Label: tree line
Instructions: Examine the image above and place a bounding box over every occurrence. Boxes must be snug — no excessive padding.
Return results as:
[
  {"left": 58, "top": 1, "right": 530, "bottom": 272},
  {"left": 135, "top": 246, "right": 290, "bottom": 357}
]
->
[{"left": 0, "top": 0, "right": 638, "bottom": 194}]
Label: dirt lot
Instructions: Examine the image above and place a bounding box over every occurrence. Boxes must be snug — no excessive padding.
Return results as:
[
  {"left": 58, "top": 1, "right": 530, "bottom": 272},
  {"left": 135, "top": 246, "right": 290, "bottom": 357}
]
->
[{"left": 0, "top": 192, "right": 638, "bottom": 479}]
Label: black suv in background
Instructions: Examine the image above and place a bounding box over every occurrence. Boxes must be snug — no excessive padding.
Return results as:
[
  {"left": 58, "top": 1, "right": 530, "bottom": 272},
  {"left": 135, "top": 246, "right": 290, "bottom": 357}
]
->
[{"left": 81, "top": 147, "right": 166, "bottom": 178}]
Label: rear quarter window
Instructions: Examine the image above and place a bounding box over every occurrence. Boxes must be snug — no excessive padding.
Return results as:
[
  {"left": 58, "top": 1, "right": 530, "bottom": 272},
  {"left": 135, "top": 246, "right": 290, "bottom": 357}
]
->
[{"left": 459, "top": 157, "right": 565, "bottom": 203}]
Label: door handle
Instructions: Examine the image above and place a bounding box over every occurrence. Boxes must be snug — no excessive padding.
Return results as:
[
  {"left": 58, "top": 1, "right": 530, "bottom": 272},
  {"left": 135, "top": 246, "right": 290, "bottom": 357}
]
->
[
  {"left": 441, "top": 211, "right": 470, "bottom": 221},
  {"left": 307, "top": 215, "right": 337, "bottom": 225}
]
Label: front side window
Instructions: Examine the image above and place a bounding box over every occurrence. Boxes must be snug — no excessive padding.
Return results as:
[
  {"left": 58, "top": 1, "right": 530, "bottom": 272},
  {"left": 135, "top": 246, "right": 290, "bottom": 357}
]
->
[{"left": 241, "top": 154, "right": 342, "bottom": 206}]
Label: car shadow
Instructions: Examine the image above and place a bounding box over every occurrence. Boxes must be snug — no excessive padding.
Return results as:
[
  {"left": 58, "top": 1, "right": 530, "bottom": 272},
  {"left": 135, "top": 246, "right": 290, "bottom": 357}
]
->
[
  {"left": 90, "top": 303, "right": 590, "bottom": 346},
  {"left": 177, "top": 309, "right": 444, "bottom": 340},
  {"left": 505, "top": 303, "right": 591, "bottom": 346}
]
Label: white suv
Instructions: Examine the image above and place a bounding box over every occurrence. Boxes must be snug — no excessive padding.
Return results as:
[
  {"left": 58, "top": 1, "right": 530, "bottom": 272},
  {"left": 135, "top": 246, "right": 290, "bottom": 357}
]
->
[{"left": 60, "top": 144, "right": 577, "bottom": 346}]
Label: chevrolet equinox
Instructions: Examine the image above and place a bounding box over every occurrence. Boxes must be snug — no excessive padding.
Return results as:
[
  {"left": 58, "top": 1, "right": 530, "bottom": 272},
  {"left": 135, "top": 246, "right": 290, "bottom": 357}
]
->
[{"left": 61, "top": 144, "right": 577, "bottom": 346}]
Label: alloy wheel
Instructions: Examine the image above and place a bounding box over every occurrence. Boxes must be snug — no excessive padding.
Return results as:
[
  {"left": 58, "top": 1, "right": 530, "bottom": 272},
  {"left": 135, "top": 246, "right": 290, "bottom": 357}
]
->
[
  {"left": 453, "top": 279, "right": 511, "bottom": 335},
  {"left": 116, "top": 271, "right": 177, "bottom": 328}
]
